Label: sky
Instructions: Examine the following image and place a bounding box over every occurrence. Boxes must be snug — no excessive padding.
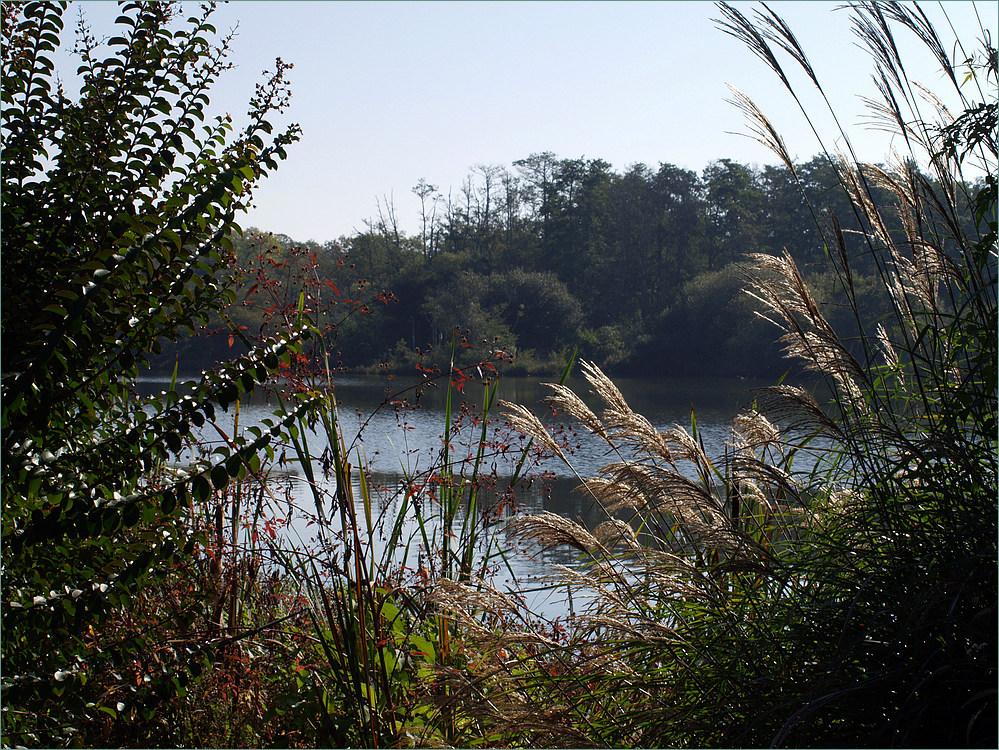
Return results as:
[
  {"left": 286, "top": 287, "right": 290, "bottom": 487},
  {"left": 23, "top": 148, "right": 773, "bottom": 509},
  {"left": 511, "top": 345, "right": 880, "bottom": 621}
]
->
[{"left": 61, "top": 1, "right": 996, "bottom": 243}]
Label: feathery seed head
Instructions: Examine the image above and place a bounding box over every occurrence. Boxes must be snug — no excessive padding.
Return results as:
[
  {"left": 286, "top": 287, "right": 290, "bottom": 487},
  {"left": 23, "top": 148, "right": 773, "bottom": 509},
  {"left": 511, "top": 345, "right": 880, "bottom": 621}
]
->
[
  {"left": 732, "top": 410, "right": 782, "bottom": 452},
  {"left": 506, "top": 512, "right": 603, "bottom": 556},
  {"left": 581, "top": 360, "right": 631, "bottom": 415},
  {"left": 543, "top": 382, "right": 607, "bottom": 440},
  {"left": 593, "top": 519, "right": 640, "bottom": 551},
  {"left": 500, "top": 400, "right": 567, "bottom": 463}
]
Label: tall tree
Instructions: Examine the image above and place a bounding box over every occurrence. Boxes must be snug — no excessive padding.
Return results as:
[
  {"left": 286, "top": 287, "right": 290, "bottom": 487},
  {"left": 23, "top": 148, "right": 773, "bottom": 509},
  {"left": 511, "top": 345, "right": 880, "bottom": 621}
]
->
[
  {"left": 703, "top": 158, "right": 766, "bottom": 270},
  {"left": 412, "top": 177, "right": 441, "bottom": 258}
]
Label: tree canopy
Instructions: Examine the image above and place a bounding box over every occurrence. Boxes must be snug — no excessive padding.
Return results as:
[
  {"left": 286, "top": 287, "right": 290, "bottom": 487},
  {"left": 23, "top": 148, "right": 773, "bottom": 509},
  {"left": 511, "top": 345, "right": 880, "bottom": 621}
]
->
[{"left": 183, "top": 152, "right": 928, "bottom": 377}]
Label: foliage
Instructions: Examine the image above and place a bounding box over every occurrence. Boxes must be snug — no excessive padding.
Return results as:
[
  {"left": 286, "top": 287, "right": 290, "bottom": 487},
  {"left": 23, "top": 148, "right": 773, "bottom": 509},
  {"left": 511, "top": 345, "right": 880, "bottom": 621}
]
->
[
  {"left": 641, "top": 262, "right": 784, "bottom": 377},
  {"left": 720, "top": 3, "right": 999, "bottom": 733},
  {"left": 163, "top": 147, "right": 925, "bottom": 377},
  {"left": 236, "top": 321, "right": 556, "bottom": 747},
  {"left": 1, "top": 2, "right": 310, "bottom": 745},
  {"left": 421, "top": 269, "right": 583, "bottom": 367},
  {"left": 3, "top": 1, "right": 993, "bottom": 748},
  {"left": 426, "top": 2, "right": 996, "bottom": 747}
]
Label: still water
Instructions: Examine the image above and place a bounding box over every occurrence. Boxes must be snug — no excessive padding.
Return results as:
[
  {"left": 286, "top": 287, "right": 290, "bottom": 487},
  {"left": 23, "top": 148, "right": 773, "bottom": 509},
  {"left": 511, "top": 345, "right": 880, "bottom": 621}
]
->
[{"left": 139, "top": 372, "right": 808, "bottom": 617}]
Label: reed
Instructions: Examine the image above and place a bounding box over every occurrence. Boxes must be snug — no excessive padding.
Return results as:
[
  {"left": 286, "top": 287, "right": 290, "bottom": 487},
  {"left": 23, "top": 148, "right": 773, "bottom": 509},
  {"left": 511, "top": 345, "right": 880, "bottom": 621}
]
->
[
  {"left": 90, "top": 4, "right": 992, "bottom": 745},
  {"left": 426, "top": 3, "right": 996, "bottom": 746},
  {"left": 256, "top": 324, "right": 560, "bottom": 746}
]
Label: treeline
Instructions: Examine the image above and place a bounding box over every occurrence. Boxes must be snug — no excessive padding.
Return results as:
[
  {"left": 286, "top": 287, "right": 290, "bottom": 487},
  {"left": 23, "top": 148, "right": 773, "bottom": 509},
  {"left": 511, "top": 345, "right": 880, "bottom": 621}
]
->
[{"left": 164, "top": 153, "right": 971, "bottom": 377}]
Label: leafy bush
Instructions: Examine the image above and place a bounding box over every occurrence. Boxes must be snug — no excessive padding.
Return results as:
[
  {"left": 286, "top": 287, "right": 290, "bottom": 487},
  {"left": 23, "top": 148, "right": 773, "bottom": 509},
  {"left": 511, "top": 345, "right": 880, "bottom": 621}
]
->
[
  {"left": 644, "top": 262, "right": 785, "bottom": 377},
  {"left": 1, "top": 3, "right": 311, "bottom": 745}
]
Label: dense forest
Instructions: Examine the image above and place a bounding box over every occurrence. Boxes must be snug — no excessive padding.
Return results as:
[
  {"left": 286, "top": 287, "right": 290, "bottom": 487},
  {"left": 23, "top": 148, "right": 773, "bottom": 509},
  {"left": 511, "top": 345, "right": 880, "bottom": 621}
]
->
[{"left": 162, "top": 153, "right": 978, "bottom": 378}]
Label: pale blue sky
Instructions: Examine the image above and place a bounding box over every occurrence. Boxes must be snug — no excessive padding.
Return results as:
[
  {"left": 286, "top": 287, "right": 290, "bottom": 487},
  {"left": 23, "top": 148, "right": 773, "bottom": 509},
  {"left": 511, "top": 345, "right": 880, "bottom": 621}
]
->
[{"left": 63, "top": 1, "right": 995, "bottom": 242}]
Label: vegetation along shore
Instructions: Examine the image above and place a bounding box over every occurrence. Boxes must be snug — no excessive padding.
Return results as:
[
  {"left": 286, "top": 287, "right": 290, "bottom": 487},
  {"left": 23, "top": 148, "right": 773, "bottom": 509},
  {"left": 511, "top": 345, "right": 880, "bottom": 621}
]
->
[{"left": 2, "top": 1, "right": 994, "bottom": 747}]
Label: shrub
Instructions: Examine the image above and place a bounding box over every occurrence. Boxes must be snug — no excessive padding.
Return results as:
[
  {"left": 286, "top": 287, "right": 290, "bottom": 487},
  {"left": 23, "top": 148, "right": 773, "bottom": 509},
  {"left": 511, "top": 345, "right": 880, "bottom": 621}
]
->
[{"left": 1, "top": 3, "right": 310, "bottom": 745}]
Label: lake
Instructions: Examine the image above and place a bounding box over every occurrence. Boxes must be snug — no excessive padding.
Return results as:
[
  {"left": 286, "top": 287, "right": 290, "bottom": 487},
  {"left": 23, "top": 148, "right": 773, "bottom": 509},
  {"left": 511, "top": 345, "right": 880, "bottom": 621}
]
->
[{"left": 139, "top": 371, "right": 818, "bottom": 617}]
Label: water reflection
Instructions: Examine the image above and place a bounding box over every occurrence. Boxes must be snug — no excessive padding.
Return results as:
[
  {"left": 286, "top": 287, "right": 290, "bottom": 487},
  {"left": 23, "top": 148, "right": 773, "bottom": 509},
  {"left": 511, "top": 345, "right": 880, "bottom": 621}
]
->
[{"left": 137, "top": 372, "right": 821, "bottom": 617}]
